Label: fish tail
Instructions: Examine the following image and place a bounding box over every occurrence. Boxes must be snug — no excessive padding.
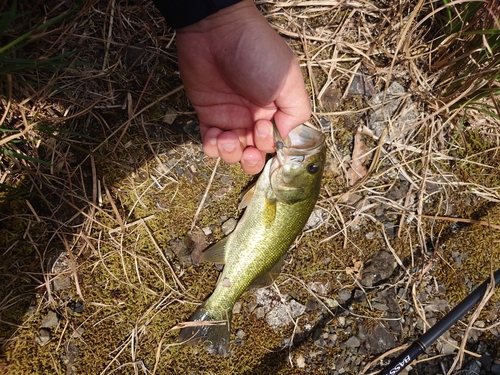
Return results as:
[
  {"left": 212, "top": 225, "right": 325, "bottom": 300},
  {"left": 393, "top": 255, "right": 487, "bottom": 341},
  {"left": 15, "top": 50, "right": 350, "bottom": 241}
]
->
[{"left": 177, "top": 306, "right": 232, "bottom": 356}]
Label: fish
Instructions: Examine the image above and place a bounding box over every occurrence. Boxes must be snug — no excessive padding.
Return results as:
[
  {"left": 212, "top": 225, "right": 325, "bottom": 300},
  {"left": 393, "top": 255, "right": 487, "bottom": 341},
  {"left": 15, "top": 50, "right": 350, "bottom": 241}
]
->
[{"left": 177, "top": 121, "right": 326, "bottom": 356}]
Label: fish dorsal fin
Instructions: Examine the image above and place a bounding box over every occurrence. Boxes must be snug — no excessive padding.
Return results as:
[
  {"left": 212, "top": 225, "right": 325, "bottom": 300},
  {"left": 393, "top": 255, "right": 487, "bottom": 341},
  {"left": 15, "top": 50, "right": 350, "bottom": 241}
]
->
[
  {"left": 238, "top": 184, "right": 256, "bottom": 210},
  {"left": 248, "top": 256, "right": 284, "bottom": 289},
  {"left": 200, "top": 237, "right": 229, "bottom": 264}
]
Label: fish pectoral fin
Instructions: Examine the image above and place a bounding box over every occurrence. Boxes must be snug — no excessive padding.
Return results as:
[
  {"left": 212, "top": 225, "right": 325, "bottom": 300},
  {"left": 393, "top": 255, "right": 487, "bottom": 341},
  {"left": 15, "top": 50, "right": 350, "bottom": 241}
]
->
[
  {"left": 200, "top": 237, "right": 228, "bottom": 264},
  {"left": 248, "top": 256, "right": 284, "bottom": 289},
  {"left": 261, "top": 197, "right": 277, "bottom": 228},
  {"left": 238, "top": 183, "right": 256, "bottom": 210}
]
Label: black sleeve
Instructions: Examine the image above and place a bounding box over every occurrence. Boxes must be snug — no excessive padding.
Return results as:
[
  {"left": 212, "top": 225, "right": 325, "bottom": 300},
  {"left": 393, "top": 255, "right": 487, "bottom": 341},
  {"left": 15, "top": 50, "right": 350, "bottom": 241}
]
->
[{"left": 152, "top": 0, "right": 244, "bottom": 29}]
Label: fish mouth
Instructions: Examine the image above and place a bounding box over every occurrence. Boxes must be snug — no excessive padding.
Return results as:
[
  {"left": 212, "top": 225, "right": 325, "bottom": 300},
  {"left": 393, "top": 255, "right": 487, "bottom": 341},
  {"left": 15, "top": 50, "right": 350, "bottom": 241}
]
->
[
  {"left": 269, "top": 122, "right": 326, "bottom": 189},
  {"left": 275, "top": 124, "right": 325, "bottom": 162}
]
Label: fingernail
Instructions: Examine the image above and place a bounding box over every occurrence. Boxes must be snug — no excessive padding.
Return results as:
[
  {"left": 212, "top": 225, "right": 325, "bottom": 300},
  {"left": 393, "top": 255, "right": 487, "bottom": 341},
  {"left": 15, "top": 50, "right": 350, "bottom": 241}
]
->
[
  {"left": 221, "top": 142, "right": 237, "bottom": 152},
  {"left": 243, "top": 159, "right": 258, "bottom": 167},
  {"left": 256, "top": 123, "right": 270, "bottom": 138},
  {"left": 208, "top": 137, "right": 217, "bottom": 146}
]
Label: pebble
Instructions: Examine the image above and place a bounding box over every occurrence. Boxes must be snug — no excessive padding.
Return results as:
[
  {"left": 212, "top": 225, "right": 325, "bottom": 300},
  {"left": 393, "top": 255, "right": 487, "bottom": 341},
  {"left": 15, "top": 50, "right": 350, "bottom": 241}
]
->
[
  {"left": 35, "top": 328, "right": 51, "bottom": 346},
  {"left": 474, "top": 320, "right": 485, "bottom": 328},
  {"left": 308, "top": 279, "right": 331, "bottom": 296},
  {"left": 68, "top": 301, "right": 84, "bottom": 314},
  {"left": 437, "top": 336, "right": 458, "bottom": 355},
  {"left": 72, "top": 327, "right": 85, "bottom": 339},
  {"left": 235, "top": 329, "right": 245, "bottom": 339},
  {"left": 491, "top": 364, "right": 500, "bottom": 375},
  {"left": 361, "top": 250, "right": 398, "bottom": 287},
  {"left": 296, "top": 353, "right": 306, "bottom": 368},
  {"left": 254, "top": 307, "right": 265, "bottom": 319},
  {"left": 345, "top": 336, "right": 361, "bottom": 349},
  {"left": 372, "top": 302, "right": 389, "bottom": 311},
  {"left": 368, "top": 81, "right": 417, "bottom": 140},
  {"left": 52, "top": 253, "right": 72, "bottom": 291},
  {"left": 324, "top": 298, "right": 339, "bottom": 308},
  {"left": 338, "top": 289, "right": 352, "bottom": 303},
  {"left": 362, "top": 326, "right": 396, "bottom": 355},
  {"left": 232, "top": 301, "right": 242, "bottom": 314},
  {"left": 41, "top": 310, "right": 59, "bottom": 328},
  {"left": 304, "top": 208, "right": 326, "bottom": 230},
  {"left": 253, "top": 288, "right": 306, "bottom": 329}
]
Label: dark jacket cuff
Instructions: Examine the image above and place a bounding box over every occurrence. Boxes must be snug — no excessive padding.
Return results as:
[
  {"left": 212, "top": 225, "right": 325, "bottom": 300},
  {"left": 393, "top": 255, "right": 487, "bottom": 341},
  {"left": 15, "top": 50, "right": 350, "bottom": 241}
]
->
[{"left": 152, "top": 0, "right": 244, "bottom": 29}]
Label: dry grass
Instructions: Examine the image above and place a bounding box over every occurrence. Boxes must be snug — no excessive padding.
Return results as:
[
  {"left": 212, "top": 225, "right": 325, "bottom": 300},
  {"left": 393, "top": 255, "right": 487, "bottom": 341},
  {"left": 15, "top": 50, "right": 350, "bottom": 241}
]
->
[{"left": 1, "top": 0, "right": 499, "bottom": 374}]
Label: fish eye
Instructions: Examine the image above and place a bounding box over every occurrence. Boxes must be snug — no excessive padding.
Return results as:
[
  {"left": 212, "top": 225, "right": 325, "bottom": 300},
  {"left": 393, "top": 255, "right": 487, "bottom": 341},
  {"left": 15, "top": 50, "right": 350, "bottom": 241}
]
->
[{"left": 307, "top": 163, "right": 319, "bottom": 174}]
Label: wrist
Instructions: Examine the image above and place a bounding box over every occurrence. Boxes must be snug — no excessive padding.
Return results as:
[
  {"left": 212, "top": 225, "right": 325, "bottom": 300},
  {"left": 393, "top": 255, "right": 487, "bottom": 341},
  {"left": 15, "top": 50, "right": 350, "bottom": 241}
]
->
[
  {"left": 176, "top": 0, "right": 257, "bottom": 34},
  {"left": 153, "top": 0, "right": 248, "bottom": 30}
]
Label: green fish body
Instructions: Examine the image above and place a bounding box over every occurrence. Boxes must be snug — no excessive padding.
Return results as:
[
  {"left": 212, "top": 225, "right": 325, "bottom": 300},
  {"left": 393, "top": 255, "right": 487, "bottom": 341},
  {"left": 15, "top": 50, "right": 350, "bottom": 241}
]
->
[{"left": 178, "top": 124, "right": 326, "bottom": 356}]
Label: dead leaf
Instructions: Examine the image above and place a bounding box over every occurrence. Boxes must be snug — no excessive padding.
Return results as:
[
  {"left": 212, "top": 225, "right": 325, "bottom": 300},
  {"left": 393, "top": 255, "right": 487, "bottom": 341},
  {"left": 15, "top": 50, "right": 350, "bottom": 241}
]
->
[
  {"left": 347, "top": 132, "right": 368, "bottom": 186},
  {"left": 346, "top": 259, "right": 363, "bottom": 279}
]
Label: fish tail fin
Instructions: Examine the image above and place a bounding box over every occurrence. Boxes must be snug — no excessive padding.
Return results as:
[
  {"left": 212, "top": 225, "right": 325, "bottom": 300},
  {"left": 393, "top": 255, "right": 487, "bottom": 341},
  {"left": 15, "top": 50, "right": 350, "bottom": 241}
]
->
[{"left": 177, "top": 306, "right": 232, "bottom": 356}]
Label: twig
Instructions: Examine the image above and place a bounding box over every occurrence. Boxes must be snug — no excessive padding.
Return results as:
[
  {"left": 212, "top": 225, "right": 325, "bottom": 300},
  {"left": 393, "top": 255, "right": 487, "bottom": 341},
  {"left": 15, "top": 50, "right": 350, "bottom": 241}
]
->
[{"left": 191, "top": 157, "right": 220, "bottom": 231}]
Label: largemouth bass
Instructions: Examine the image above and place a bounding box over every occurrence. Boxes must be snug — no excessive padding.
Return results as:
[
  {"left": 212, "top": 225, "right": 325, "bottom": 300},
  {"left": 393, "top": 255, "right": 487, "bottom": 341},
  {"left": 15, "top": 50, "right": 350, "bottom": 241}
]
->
[{"left": 178, "top": 123, "right": 326, "bottom": 356}]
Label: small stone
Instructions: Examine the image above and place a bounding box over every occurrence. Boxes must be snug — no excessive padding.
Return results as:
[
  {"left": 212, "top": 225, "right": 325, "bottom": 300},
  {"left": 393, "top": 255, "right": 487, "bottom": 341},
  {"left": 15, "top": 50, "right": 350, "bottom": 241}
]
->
[
  {"left": 254, "top": 307, "right": 266, "bottom": 319},
  {"left": 202, "top": 226, "right": 212, "bottom": 235},
  {"left": 68, "top": 301, "right": 84, "bottom": 314},
  {"left": 52, "top": 253, "right": 72, "bottom": 291},
  {"left": 246, "top": 301, "right": 258, "bottom": 314},
  {"left": 232, "top": 301, "right": 242, "bottom": 314},
  {"left": 305, "top": 209, "right": 326, "bottom": 230},
  {"left": 296, "top": 353, "right": 306, "bottom": 368},
  {"left": 308, "top": 279, "right": 331, "bottom": 296},
  {"left": 353, "top": 290, "right": 365, "bottom": 303},
  {"left": 426, "top": 298, "right": 449, "bottom": 313},
  {"left": 324, "top": 298, "right": 339, "bottom": 308},
  {"left": 363, "top": 326, "right": 396, "bottom": 355},
  {"left": 53, "top": 274, "right": 72, "bottom": 291},
  {"left": 221, "top": 218, "right": 237, "bottom": 235},
  {"left": 386, "top": 181, "right": 410, "bottom": 201},
  {"left": 41, "top": 310, "right": 59, "bottom": 328},
  {"left": 72, "top": 326, "right": 85, "bottom": 338},
  {"left": 338, "top": 289, "right": 352, "bottom": 303},
  {"left": 35, "top": 328, "right": 51, "bottom": 346},
  {"left": 437, "top": 337, "right": 458, "bottom": 355},
  {"left": 474, "top": 320, "right": 485, "bottom": 328},
  {"left": 361, "top": 250, "right": 398, "bottom": 287},
  {"left": 235, "top": 329, "right": 245, "bottom": 339},
  {"left": 345, "top": 336, "right": 361, "bottom": 349},
  {"left": 491, "top": 364, "right": 500, "bottom": 375},
  {"left": 368, "top": 81, "right": 417, "bottom": 140},
  {"left": 162, "top": 111, "right": 177, "bottom": 125},
  {"left": 337, "top": 316, "right": 346, "bottom": 327},
  {"left": 289, "top": 300, "right": 306, "bottom": 318},
  {"left": 372, "top": 302, "right": 389, "bottom": 312}
]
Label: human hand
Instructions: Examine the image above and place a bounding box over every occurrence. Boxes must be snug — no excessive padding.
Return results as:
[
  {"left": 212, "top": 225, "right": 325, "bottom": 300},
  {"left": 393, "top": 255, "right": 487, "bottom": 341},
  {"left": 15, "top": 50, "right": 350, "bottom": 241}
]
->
[{"left": 175, "top": 0, "right": 311, "bottom": 174}]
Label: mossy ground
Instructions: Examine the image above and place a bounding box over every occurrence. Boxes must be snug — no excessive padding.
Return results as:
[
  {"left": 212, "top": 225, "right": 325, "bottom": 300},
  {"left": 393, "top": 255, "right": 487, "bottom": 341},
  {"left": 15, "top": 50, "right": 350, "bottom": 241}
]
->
[{"left": 1, "top": 1, "right": 500, "bottom": 374}]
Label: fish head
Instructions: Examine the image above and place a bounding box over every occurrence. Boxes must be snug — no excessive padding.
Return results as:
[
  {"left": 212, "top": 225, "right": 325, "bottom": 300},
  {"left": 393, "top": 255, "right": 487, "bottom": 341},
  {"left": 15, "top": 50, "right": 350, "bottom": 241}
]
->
[{"left": 270, "top": 125, "right": 326, "bottom": 203}]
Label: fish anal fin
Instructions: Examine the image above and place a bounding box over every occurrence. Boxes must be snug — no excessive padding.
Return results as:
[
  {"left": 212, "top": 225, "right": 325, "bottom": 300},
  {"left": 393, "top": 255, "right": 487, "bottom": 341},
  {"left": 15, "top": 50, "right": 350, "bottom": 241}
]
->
[
  {"left": 238, "top": 184, "right": 256, "bottom": 210},
  {"left": 200, "top": 237, "right": 228, "bottom": 264},
  {"left": 177, "top": 307, "right": 231, "bottom": 357},
  {"left": 248, "top": 256, "right": 284, "bottom": 289}
]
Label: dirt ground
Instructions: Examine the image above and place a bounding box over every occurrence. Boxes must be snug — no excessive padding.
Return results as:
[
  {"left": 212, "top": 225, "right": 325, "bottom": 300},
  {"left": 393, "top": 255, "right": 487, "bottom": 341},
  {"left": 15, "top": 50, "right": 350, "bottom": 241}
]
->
[{"left": 1, "top": 1, "right": 499, "bottom": 374}]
